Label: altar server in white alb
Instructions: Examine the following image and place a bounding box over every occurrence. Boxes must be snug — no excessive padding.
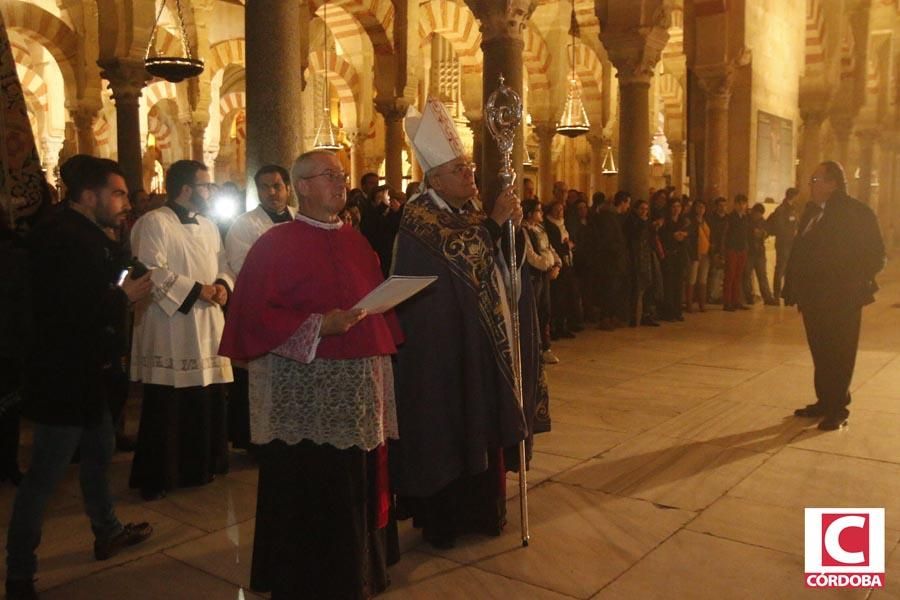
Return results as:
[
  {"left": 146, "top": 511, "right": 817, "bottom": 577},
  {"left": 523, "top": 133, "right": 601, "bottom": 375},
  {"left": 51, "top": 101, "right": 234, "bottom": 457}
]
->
[
  {"left": 225, "top": 164, "right": 296, "bottom": 275},
  {"left": 224, "top": 164, "right": 296, "bottom": 449},
  {"left": 129, "top": 159, "right": 234, "bottom": 501}
]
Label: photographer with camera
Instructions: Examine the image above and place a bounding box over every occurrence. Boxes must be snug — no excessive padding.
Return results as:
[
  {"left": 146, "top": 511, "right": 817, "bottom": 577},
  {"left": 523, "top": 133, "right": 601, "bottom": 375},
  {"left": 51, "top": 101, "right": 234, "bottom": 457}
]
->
[{"left": 6, "top": 155, "right": 154, "bottom": 600}]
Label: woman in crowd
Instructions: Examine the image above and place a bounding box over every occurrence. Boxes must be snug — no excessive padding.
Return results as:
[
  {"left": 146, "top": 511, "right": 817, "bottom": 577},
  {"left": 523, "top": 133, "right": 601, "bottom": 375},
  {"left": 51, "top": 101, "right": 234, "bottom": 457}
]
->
[
  {"left": 658, "top": 198, "right": 689, "bottom": 321},
  {"left": 686, "top": 200, "right": 711, "bottom": 313},
  {"left": 522, "top": 200, "right": 562, "bottom": 364}
]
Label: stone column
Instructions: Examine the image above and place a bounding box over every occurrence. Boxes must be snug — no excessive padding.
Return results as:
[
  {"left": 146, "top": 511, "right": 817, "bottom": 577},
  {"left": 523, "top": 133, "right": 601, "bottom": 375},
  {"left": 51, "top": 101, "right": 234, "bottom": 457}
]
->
[
  {"left": 600, "top": 22, "right": 669, "bottom": 202},
  {"left": 856, "top": 129, "right": 878, "bottom": 206},
  {"left": 587, "top": 133, "right": 604, "bottom": 196},
  {"left": 465, "top": 0, "right": 535, "bottom": 212},
  {"left": 830, "top": 115, "right": 854, "bottom": 169},
  {"left": 533, "top": 121, "right": 555, "bottom": 203},
  {"left": 669, "top": 139, "right": 686, "bottom": 195},
  {"left": 246, "top": 0, "right": 304, "bottom": 189},
  {"left": 71, "top": 107, "right": 98, "bottom": 155},
  {"left": 695, "top": 65, "right": 733, "bottom": 201},
  {"left": 345, "top": 130, "right": 367, "bottom": 189},
  {"left": 98, "top": 58, "right": 149, "bottom": 193},
  {"left": 796, "top": 109, "right": 825, "bottom": 192},
  {"left": 190, "top": 120, "right": 208, "bottom": 165},
  {"left": 374, "top": 98, "right": 410, "bottom": 192},
  {"left": 577, "top": 151, "right": 591, "bottom": 194}
]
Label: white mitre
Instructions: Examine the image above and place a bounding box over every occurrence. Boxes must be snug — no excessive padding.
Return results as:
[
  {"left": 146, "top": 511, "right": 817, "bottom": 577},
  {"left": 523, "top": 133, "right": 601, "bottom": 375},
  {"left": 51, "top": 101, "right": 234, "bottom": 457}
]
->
[{"left": 403, "top": 97, "right": 466, "bottom": 173}]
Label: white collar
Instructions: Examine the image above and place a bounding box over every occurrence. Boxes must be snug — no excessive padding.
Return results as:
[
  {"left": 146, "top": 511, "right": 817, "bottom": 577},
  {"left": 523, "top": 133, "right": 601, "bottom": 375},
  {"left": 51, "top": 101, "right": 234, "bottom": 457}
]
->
[{"left": 295, "top": 212, "right": 343, "bottom": 230}]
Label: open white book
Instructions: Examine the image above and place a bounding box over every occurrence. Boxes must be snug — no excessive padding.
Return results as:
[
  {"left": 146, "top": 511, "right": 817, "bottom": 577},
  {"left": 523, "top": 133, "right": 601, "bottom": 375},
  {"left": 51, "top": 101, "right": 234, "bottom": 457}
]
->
[{"left": 353, "top": 275, "right": 438, "bottom": 314}]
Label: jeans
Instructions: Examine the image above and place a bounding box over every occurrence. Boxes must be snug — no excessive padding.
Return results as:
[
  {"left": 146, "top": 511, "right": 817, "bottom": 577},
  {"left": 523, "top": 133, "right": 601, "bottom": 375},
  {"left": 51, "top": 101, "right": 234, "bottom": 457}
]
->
[
  {"left": 747, "top": 252, "right": 775, "bottom": 302},
  {"left": 6, "top": 409, "right": 122, "bottom": 580},
  {"left": 773, "top": 241, "right": 792, "bottom": 299}
]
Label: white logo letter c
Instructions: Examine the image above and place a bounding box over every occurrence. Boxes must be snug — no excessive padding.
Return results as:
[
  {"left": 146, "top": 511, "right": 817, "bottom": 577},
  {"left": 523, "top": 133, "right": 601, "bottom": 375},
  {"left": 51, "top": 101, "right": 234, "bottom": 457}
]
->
[{"left": 824, "top": 516, "right": 866, "bottom": 564}]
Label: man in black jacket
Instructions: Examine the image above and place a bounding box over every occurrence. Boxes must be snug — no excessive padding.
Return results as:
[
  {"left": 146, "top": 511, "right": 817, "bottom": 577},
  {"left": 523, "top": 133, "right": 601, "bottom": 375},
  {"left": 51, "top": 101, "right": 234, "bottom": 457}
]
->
[
  {"left": 767, "top": 187, "right": 799, "bottom": 301},
  {"left": 5, "top": 156, "right": 154, "bottom": 600},
  {"left": 783, "top": 161, "right": 885, "bottom": 431}
]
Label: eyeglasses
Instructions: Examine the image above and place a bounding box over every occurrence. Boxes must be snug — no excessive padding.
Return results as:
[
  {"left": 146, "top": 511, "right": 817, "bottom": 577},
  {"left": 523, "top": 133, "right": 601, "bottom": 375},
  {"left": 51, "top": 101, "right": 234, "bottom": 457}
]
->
[
  {"left": 193, "top": 182, "right": 217, "bottom": 191},
  {"left": 301, "top": 170, "right": 347, "bottom": 184},
  {"left": 444, "top": 162, "right": 476, "bottom": 177}
]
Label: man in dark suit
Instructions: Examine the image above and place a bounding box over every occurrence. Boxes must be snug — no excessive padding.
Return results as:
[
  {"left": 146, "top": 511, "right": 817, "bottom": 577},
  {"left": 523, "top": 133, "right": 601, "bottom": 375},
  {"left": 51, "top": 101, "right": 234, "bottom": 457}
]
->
[
  {"left": 783, "top": 161, "right": 885, "bottom": 431},
  {"left": 5, "top": 156, "right": 154, "bottom": 600}
]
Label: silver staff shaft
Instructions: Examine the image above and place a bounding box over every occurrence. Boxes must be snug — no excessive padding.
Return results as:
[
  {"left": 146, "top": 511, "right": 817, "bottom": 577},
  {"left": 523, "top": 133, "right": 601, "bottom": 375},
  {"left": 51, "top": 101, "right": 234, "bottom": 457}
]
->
[
  {"left": 506, "top": 217, "right": 530, "bottom": 547},
  {"left": 486, "top": 73, "right": 530, "bottom": 546}
]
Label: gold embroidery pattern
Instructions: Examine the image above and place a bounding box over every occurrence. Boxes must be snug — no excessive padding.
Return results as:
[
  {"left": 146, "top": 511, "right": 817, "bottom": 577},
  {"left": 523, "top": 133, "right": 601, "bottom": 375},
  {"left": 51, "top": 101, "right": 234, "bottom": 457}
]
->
[{"left": 399, "top": 195, "right": 515, "bottom": 391}]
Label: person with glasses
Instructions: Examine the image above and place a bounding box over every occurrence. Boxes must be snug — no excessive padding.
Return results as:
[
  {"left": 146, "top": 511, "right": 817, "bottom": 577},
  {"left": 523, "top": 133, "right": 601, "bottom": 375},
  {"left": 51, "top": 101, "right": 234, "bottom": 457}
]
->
[
  {"left": 128, "top": 159, "right": 235, "bottom": 501},
  {"left": 392, "top": 98, "right": 546, "bottom": 550},
  {"left": 223, "top": 165, "right": 296, "bottom": 452},
  {"left": 219, "top": 149, "right": 403, "bottom": 598},
  {"left": 784, "top": 161, "right": 885, "bottom": 431}
]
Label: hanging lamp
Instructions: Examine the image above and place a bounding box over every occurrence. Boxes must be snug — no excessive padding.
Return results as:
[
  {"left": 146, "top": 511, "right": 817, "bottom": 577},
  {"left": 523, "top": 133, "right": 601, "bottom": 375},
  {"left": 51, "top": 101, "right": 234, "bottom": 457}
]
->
[
  {"left": 600, "top": 145, "right": 618, "bottom": 175},
  {"left": 556, "top": 10, "right": 590, "bottom": 138},
  {"left": 313, "top": 0, "right": 343, "bottom": 151},
  {"left": 145, "top": 0, "right": 204, "bottom": 83}
]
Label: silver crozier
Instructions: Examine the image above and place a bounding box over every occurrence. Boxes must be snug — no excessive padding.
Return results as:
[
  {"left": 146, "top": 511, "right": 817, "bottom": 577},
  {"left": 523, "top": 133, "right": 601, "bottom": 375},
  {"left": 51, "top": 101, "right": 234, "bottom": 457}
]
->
[{"left": 485, "top": 73, "right": 530, "bottom": 547}]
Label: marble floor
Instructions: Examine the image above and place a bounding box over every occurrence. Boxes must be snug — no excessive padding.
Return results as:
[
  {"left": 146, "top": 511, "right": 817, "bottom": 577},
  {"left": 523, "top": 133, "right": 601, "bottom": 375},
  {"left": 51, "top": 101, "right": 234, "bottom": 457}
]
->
[{"left": 3, "top": 262, "right": 899, "bottom": 599}]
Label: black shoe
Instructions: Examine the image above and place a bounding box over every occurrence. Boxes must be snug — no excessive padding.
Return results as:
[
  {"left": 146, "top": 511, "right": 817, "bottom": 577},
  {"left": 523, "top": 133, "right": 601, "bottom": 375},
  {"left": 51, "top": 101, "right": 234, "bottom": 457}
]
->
[
  {"left": 723, "top": 305, "right": 736, "bottom": 312},
  {"left": 423, "top": 529, "right": 456, "bottom": 550},
  {"left": 569, "top": 324, "right": 584, "bottom": 333},
  {"left": 140, "top": 488, "right": 167, "bottom": 501},
  {"left": 818, "top": 416, "right": 849, "bottom": 431},
  {"left": 561, "top": 331, "right": 576, "bottom": 339},
  {"left": 794, "top": 404, "right": 827, "bottom": 418},
  {"left": 94, "top": 522, "right": 153, "bottom": 561},
  {"left": 5, "top": 579, "right": 37, "bottom": 600},
  {"left": 736, "top": 304, "right": 750, "bottom": 310},
  {"left": 640, "top": 319, "right": 660, "bottom": 327},
  {"left": 675, "top": 316, "right": 685, "bottom": 322}
]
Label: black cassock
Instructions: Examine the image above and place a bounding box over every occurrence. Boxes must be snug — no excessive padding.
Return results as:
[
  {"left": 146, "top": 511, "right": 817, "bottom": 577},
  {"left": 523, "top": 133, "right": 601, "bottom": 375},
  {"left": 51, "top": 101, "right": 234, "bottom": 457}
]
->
[{"left": 391, "top": 191, "right": 550, "bottom": 546}]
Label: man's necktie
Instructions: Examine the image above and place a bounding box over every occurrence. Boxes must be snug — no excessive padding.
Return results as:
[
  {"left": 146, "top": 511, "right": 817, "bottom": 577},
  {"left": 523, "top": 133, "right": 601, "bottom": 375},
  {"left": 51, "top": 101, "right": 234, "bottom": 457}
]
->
[{"left": 802, "top": 204, "right": 823, "bottom": 236}]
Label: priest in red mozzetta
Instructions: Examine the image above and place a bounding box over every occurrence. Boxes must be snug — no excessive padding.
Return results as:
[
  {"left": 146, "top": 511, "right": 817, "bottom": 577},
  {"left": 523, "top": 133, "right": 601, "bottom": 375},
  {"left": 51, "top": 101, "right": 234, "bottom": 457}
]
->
[{"left": 218, "top": 149, "right": 403, "bottom": 600}]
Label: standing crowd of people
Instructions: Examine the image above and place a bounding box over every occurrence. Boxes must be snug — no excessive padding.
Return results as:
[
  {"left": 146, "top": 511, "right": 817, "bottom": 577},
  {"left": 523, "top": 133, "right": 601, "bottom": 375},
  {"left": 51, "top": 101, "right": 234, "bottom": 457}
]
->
[
  {"left": 515, "top": 180, "right": 808, "bottom": 364},
  {"left": 0, "top": 93, "right": 885, "bottom": 600}
]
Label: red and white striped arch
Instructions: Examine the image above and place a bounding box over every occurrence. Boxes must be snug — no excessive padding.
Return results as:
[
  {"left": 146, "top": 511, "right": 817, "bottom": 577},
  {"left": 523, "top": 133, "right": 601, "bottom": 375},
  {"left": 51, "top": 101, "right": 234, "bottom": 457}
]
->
[
  {"left": 805, "top": 0, "right": 826, "bottom": 76},
  {"left": 659, "top": 72, "right": 684, "bottom": 117},
  {"left": 310, "top": 0, "right": 394, "bottom": 56},
  {"left": 147, "top": 106, "right": 173, "bottom": 152},
  {"left": 308, "top": 49, "right": 360, "bottom": 127},
  {"left": 219, "top": 91, "right": 245, "bottom": 119},
  {"left": 208, "top": 38, "right": 245, "bottom": 75},
  {"left": 523, "top": 24, "right": 552, "bottom": 94},
  {"left": 572, "top": 43, "right": 603, "bottom": 110},
  {"left": 10, "top": 43, "right": 48, "bottom": 113},
  {"left": 0, "top": 1, "right": 78, "bottom": 93},
  {"left": 418, "top": 0, "right": 482, "bottom": 67},
  {"left": 143, "top": 80, "right": 177, "bottom": 109}
]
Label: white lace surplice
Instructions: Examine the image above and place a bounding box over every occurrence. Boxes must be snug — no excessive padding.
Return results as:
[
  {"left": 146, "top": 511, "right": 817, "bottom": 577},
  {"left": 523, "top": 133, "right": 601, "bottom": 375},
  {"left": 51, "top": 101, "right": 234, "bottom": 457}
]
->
[
  {"left": 248, "top": 353, "right": 397, "bottom": 451},
  {"left": 244, "top": 231, "right": 398, "bottom": 451}
]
